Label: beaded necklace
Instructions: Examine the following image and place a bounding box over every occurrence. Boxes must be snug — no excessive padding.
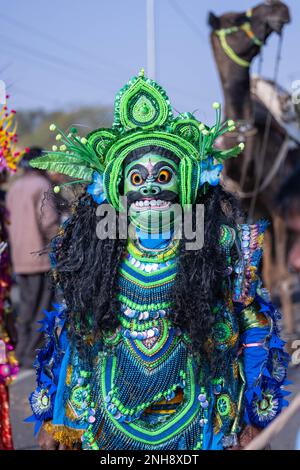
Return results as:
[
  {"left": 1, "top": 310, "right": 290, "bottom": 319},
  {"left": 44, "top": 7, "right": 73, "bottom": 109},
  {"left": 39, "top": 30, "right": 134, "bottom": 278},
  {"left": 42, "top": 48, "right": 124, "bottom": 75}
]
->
[
  {"left": 127, "top": 236, "right": 180, "bottom": 263},
  {"left": 118, "top": 234, "right": 179, "bottom": 340}
]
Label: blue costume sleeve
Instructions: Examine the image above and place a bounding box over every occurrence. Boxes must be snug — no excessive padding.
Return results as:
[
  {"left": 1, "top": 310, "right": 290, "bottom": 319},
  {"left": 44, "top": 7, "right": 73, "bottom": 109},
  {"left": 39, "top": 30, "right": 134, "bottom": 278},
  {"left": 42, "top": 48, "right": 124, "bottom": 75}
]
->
[
  {"left": 233, "top": 222, "right": 290, "bottom": 429},
  {"left": 26, "top": 303, "right": 68, "bottom": 435},
  {"left": 239, "top": 295, "right": 290, "bottom": 428}
]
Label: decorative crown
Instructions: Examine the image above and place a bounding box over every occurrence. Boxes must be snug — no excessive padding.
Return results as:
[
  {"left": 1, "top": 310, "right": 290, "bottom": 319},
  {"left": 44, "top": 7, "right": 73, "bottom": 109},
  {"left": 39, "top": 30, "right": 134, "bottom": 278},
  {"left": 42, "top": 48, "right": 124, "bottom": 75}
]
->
[{"left": 31, "top": 70, "right": 244, "bottom": 207}]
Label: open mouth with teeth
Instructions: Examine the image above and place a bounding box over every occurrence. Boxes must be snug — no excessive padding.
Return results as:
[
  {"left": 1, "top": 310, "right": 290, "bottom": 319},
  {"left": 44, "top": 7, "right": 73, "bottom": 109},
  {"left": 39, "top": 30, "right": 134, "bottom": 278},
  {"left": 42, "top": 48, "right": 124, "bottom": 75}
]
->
[{"left": 130, "top": 198, "right": 173, "bottom": 212}]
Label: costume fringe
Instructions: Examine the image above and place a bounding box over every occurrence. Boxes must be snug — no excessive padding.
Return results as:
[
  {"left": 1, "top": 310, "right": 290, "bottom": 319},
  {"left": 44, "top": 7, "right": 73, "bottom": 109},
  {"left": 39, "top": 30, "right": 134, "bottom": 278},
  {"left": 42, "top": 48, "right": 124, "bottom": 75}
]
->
[
  {"left": 44, "top": 422, "right": 83, "bottom": 448},
  {"left": 99, "top": 412, "right": 201, "bottom": 450}
]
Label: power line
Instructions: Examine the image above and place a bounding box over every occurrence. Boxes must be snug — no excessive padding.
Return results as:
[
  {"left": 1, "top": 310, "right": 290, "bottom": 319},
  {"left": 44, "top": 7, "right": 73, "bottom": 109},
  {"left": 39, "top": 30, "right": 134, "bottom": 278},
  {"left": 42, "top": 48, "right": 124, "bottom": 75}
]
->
[
  {"left": 168, "top": 0, "right": 206, "bottom": 41},
  {"left": 0, "top": 61, "right": 13, "bottom": 74},
  {"left": 0, "top": 12, "right": 131, "bottom": 75},
  {"left": 0, "top": 35, "right": 115, "bottom": 92},
  {"left": 10, "top": 86, "right": 61, "bottom": 107},
  {"left": 0, "top": 34, "right": 97, "bottom": 80},
  {"left": 1, "top": 75, "right": 67, "bottom": 107}
]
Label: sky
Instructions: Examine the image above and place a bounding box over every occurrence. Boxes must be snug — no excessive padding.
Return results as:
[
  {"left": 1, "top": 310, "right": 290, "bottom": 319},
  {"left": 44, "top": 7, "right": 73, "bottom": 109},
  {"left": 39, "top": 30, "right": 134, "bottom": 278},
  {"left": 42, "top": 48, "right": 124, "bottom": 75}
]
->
[{"left": 1, "top": 0, "right": 299, "bottom": 123}]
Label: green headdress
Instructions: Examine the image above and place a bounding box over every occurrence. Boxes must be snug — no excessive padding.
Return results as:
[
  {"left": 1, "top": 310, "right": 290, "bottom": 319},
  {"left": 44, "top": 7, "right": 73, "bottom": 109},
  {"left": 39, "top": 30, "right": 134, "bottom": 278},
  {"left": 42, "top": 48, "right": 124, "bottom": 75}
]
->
[{"left": 31, "top": 69, "right": 244, "bottom": 209}]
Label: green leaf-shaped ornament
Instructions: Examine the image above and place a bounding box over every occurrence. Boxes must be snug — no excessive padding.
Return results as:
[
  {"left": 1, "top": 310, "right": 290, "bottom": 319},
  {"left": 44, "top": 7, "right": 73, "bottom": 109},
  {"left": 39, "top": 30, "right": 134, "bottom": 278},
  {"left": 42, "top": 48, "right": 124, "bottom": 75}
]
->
[{"left": 30, "top": 155, "right": 94, "bottom": 181}]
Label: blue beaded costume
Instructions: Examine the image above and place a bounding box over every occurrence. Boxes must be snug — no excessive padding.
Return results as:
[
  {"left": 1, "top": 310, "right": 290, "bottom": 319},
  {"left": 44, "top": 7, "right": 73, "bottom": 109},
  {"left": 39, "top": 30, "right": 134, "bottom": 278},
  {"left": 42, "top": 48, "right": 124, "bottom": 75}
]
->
[{"left": 27, "top": 72, "right": 289, "bottom": 450}]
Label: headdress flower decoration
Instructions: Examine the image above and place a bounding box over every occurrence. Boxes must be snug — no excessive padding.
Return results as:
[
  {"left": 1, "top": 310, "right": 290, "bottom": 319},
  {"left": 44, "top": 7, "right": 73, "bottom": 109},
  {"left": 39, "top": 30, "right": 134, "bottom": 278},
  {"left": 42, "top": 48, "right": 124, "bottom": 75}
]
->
[
  {"left": 30, "top": 70, "right": 244, "bottom": 207},
  {"left": 0, "top": 98, "right": 25, "bottom": 173}
]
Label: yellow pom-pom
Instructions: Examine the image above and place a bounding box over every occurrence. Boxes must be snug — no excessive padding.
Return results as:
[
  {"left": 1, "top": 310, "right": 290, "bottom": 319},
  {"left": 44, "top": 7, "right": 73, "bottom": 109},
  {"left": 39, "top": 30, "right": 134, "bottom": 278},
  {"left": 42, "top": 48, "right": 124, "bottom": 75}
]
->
[
  {"left": 81, "top": 137, "right": 87, "bottom": 145},
  {"left": 139, "top": 68, "right": 145, "bottom": 77},
  {"left": 198, "top": 123, "right": 205, "bottom": 131},
  {"left": 53, "top": 186, "right": 61, "bottom": 194},
  {"left": 212, "top": 102, "right": 220, "bottom": 110},
  {"left": 227, "top": 119, "right": 235, "bottom": 127},
  {"left": 238, "top": 142, "right": 245, "bottom": 150},
  {"left": 229, "top": 126, "right": 236, "bottom": 132},
  {"left": 52, "top": 145, "right": 58, "bottom": 151},
  {"left": 60, "top": 145, "right": 67, "bottom": 151},
  {"left": 56, "top": 134, "right": 62, "bottom": 141},
  {"left": 49, "top": 124, "right": 56, "bottom": 131}
]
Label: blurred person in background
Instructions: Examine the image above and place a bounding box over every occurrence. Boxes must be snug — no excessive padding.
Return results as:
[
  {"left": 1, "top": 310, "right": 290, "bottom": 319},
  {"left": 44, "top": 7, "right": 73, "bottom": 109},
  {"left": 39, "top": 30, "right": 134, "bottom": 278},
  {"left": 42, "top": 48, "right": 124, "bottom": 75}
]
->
[
  {"left": 277, "top": 167, "right": 300, "bottom": 452},
  {"left": 6, "top": 147, "right": 59, "bottom": 369},
  {"left": 277, "top": 166, "right": 300, "bottom": 273}
]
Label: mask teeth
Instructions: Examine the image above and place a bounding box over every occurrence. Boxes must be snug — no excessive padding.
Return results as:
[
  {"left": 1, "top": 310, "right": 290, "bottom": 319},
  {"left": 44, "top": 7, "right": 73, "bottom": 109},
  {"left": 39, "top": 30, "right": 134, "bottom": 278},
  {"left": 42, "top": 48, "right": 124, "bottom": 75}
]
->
[{"left": 133, "top": 199, "right": 171, "bottom": 208}]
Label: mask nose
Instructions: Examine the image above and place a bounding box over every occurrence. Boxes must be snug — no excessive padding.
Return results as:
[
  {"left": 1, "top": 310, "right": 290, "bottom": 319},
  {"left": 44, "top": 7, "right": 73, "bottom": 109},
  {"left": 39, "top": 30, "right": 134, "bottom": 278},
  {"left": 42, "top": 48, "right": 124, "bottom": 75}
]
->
[{"left": 140, "top": 185, "right": 160, "bottom": 196}]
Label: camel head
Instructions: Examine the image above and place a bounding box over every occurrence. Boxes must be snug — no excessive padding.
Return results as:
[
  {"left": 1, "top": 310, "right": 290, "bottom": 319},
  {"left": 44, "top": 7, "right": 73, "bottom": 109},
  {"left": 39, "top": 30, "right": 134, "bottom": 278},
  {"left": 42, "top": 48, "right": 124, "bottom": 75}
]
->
[
  {"left": 260, "top": 0, "right": 290, "bottom": 34},
  {"left": 208, "top": 1, "right": 290, "bottom": 37},
  {"left": 208, "top": 1, "right": 290, "bottom": 121}
]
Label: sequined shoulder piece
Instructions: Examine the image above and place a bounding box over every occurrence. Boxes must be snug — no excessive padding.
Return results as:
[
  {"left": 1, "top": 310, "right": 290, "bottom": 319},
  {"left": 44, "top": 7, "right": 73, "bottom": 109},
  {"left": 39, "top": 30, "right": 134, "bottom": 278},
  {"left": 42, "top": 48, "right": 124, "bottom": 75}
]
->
[
  {"left": 219, "top": 224, "right": 236, "bottom": 252},
  {"left": 233, "top": 220, "right": 269, "bottom": 306}
]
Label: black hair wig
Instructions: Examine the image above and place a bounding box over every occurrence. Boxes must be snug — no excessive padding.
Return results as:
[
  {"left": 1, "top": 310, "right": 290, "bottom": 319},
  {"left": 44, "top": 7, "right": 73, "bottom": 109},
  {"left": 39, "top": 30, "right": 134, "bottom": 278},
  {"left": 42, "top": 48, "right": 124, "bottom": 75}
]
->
[
  {"left": 172, "top": 186, "right": 241, "bottom": 354},
  {"left": 50, "top": 146, "right": 242, "bottom": 359}
]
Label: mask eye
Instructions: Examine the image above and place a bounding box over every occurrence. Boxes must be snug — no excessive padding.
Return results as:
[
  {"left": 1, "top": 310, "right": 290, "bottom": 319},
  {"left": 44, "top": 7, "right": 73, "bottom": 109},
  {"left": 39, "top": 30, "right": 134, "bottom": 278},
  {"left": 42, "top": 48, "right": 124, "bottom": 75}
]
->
[
  {"left": 157, "top": 169, "right": 172, "bottom": 184},
  {"left": 130, "top": 172, "right": 143, "bottom": 186}
]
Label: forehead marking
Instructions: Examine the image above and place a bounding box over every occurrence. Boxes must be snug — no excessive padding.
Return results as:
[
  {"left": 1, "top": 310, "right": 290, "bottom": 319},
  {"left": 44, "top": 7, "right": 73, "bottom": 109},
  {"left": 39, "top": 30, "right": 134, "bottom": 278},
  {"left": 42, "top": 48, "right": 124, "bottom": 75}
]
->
[{"left": 146, "top": 158, "right": 155, "bottom": 175}]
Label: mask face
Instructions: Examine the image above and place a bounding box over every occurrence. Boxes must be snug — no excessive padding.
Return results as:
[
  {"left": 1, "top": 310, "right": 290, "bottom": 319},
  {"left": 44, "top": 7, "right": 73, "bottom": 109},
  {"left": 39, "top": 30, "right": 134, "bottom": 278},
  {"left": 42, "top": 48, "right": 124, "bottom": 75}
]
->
[{"left": 123, "top": 152, "right": 179, "bottom": 233}]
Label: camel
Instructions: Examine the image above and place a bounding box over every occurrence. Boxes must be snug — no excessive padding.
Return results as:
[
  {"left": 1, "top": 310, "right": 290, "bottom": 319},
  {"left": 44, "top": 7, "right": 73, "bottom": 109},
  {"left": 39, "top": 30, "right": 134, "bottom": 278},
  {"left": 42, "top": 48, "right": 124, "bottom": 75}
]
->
[{"left": 208, "top": 0, "right": 299, "bottom": 339}]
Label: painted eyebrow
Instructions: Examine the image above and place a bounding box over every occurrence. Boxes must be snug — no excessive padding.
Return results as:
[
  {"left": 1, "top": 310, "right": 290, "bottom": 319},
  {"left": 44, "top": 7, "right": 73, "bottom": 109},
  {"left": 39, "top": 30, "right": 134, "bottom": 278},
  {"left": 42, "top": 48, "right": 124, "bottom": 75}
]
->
[
  {"left": 151, "top": 161, "right": 177, "bottom": 176},
  {"left": 126, "top": 164, "right": 149, "bottom": 179}
]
